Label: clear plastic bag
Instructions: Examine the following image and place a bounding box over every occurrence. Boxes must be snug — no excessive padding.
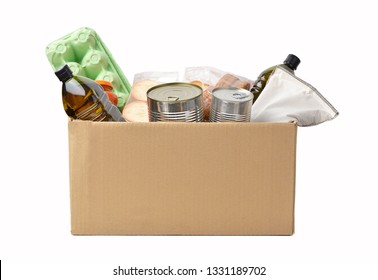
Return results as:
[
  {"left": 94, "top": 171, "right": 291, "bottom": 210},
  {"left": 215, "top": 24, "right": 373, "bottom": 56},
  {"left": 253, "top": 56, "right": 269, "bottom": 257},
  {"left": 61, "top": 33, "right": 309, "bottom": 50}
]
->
[
  {"left": 184, "top": 66, "right": 253, "bottom": 120},
  {"left": 122, "top": 72, "right": 178, "bottom": 122}
]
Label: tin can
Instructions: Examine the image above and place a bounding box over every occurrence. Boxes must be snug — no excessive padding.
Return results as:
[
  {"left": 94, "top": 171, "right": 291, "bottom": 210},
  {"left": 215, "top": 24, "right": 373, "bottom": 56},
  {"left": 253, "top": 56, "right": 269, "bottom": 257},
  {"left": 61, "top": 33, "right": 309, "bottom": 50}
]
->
[
  {"left": 210, "top": 87, "right": 253, "bottom": 122},
  {"left": 147, "top": 82, "right": 204, "bottom": 122}
]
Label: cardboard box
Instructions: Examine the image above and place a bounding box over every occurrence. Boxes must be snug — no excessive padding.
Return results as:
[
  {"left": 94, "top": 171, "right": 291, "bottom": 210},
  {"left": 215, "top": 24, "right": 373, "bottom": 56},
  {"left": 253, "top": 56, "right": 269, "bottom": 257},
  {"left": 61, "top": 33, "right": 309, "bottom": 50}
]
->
[{"left": 68, "top": 120, "right": 297, "bottom": 235}]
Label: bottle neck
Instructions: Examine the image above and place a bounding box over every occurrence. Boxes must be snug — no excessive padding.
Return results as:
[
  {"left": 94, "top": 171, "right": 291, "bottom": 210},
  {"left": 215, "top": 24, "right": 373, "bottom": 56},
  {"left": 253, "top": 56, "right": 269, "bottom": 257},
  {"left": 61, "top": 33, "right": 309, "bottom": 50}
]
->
[
  {"left": 281, "top": 63, "right": 295, "bottom": 73},
  {"left": 62, "top": 74, "right": 75, "bottom": 83}
]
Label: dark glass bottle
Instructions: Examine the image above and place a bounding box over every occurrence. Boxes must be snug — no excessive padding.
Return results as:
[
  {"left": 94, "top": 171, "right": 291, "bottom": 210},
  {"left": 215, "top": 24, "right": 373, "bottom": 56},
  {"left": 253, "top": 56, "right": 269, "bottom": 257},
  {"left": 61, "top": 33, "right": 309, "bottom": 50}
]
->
[
  {"left": 251, "top": 54, "right": 301, "bottom": 103},
  {"left": 55, "top": 65, "right": 125, "bottom": 121}
]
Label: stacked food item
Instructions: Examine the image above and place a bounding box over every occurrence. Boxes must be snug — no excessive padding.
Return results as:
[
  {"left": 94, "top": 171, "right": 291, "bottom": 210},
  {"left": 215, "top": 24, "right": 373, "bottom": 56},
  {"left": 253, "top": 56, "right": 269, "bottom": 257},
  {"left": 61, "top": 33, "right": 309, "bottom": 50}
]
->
[
  {"left": 122, "top": 80, "right": 159, "bottom": 122},
  {"left": 46, "top": 27, "right": 338, "bottom": 126}
]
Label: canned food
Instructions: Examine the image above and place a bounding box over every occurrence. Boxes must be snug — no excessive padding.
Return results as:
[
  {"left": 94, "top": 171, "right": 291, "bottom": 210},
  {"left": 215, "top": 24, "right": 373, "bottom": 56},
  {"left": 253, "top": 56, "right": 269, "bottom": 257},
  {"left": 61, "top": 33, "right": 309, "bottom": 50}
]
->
[
  {"left": 210, "top": 87, "right": 253, "bottom": 122},
  {"left": 147, "top": 82, "right": 204, "bottom": 122}
]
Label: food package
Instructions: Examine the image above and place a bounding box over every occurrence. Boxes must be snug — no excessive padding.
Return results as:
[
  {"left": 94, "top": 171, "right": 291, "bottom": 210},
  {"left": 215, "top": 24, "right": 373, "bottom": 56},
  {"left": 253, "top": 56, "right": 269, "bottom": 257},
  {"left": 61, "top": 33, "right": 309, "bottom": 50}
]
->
[
  {"left": 250, "top": 66, "right": 339, "bottom": 126},
  {"left": 45, "top": 27, "right": 131, "bottom": 111},
  {"left": 184, "top": 66, "right": 253, "bottom": 120},
  {"left": 122, "top": 72, "right": 178, "bottom": 122}
]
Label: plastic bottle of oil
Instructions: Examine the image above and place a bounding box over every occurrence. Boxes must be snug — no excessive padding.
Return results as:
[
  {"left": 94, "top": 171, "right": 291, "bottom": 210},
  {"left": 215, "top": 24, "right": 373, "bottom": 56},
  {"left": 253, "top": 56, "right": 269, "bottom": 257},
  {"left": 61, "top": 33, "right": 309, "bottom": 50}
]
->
[
  {"left": 55, "top": 64, "right": 125, "bottom": 121},
  {"left": 251, "top": 54, "right": 301, "bottom": 103}
]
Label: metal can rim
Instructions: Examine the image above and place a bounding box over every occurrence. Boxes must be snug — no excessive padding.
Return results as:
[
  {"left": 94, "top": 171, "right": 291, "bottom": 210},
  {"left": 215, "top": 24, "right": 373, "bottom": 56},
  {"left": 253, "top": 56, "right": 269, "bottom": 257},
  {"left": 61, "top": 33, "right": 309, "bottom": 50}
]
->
[
  {"left": 147, "top": 82, "right": 203, "bottom": 103},
  {"left": 211, "top": 87, "right": 253, "bottom": 103}
]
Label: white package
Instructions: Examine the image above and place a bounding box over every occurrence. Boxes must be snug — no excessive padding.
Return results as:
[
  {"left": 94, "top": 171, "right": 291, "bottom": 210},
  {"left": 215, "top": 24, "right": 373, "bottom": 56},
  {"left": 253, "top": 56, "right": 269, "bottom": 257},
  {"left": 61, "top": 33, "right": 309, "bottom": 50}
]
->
[
  {"left": 250, "top": 66, "right": 338, "bottom": 126},
  {"left": 133, "top": 71, "right": 178, "bottom": 84}
]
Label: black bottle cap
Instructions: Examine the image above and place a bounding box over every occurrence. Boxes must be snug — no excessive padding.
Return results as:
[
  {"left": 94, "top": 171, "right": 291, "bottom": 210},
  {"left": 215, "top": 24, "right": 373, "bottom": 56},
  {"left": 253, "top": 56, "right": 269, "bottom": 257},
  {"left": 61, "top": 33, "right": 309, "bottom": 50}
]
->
[
  {"left": 55, "top": 64, "right": 73, "bottom": 82},
  {"left": 283, "top": 54, "right": 301, "bottom": 70}
]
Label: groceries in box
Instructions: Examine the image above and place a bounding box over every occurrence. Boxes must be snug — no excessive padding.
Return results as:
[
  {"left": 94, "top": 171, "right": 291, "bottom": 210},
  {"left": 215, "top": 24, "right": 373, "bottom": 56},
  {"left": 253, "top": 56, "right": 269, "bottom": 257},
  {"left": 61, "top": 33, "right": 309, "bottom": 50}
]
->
[{"left": 46, "top": 28, "right": 338, "bottom": 126}]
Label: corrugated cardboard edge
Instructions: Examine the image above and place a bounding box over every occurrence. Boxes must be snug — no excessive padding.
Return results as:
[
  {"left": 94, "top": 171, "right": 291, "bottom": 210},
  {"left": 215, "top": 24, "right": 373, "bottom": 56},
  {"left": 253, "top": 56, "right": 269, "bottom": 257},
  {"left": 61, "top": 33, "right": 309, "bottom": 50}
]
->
[{"left": 292, "top": 122, "right": 297, "bottom": 236}]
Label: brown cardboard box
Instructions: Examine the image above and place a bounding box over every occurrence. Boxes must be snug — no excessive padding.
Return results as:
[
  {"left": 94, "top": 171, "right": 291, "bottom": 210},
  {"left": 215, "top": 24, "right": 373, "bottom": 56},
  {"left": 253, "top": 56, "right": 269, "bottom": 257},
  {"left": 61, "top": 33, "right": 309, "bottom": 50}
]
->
[{"left": 68, "top": 120, "right": 297, "bottom": 235}]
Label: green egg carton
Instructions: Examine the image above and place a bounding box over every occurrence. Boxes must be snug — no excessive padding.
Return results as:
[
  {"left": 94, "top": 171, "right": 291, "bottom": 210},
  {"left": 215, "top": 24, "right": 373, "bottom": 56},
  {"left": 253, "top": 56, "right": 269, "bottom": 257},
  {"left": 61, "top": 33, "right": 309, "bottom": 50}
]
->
[{"left": 46, "top": 27, "right": 131, "bottom": 110}]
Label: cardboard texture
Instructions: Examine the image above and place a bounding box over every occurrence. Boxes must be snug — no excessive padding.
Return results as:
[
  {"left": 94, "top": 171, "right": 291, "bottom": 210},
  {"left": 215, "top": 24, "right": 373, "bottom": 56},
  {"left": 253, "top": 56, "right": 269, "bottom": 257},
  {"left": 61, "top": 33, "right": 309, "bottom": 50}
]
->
[{"left": 68, "top": 121, "right": 297, "bottom": 235}]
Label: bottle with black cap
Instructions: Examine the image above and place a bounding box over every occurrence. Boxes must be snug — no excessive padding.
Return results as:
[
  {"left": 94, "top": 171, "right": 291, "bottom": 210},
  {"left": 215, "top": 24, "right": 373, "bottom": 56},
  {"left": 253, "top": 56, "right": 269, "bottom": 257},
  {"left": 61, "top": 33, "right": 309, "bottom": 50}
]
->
[
  {"left": 250, "top": 54, "right": 301, "bottom": 103},
  {"left": 55, "top": 64, "right": 125, "bottom": 122}
]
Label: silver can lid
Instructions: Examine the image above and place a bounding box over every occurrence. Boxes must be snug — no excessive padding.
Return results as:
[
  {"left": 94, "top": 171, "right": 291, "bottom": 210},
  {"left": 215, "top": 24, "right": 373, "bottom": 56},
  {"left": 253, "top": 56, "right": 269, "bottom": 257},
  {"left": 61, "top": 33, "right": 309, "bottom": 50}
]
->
[
  {"left": 147, "top": 82, "right": 202, "bottom": 102},
  {"left": 212, "top": 87, "right": 253, "bottom": 103}
]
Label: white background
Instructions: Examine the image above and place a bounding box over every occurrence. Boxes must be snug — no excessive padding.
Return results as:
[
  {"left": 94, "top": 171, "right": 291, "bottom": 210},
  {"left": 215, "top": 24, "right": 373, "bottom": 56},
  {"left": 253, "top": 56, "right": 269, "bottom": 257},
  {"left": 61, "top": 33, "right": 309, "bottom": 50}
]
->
[{"left": 1, "top": 0, "right": 377, "bottom": 279}]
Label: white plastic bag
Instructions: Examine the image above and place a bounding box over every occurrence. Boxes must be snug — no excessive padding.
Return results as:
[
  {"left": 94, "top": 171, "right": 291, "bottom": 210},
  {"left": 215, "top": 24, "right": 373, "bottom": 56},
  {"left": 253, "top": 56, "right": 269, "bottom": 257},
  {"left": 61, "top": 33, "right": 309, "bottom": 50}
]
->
[{"left": 250, "top": 66, "right": 338, "bottom": 126}]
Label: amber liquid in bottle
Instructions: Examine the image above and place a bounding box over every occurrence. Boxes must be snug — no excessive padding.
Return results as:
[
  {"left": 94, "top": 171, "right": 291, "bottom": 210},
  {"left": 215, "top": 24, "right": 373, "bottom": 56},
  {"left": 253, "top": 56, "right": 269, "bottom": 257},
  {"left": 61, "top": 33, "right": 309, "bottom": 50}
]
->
[
  {"left": 63, "top": 75, "right": 112, "bottom": 121},
  {"left": 251, "top": 54, "right": 300, "bottom": 103},
  {"left": 55, "top": 64, "right": 124, "bottom": 121}
]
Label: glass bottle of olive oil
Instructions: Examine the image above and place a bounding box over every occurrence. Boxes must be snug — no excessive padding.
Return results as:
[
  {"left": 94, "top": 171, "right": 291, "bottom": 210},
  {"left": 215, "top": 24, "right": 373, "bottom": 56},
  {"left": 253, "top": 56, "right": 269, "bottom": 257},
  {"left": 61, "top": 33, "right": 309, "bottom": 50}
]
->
[
  {"left": 55, "top": 64, "right": 124, "bottom": 121},
  {"left": 251, "top": 54, "right": 301, "bottom": 103}
]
